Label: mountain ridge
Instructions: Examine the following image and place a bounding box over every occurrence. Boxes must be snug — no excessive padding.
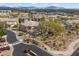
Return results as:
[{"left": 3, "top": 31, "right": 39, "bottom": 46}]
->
[{"left": 0, "top": 6, "right": 65, "bottom": 10}]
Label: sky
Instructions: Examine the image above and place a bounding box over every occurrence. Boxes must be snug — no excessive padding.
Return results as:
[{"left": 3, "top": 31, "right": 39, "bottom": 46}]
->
[{"left": 0, "top": 3, "right": 79, "bottom": 9}]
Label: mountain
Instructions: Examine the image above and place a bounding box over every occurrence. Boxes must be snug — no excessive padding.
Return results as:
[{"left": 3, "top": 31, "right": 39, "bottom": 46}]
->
[
  {"left": 45, "top": 6, "right": 65, "bottom": 9},
  {"left": 0, "top": 6, "right": 65, "bottom": 10},
  {"left": 16, "top": 6, "right": 65, "bottom": 10},
  {"left": 15, "top": 6, "right": 37, "bottom": 9},
  {"left": 0, "top": 6, "right": 12, "bottom": 10}
]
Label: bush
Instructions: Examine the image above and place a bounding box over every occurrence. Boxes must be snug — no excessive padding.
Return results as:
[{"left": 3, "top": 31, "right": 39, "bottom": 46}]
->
[
  {"left": 18, "top": 32, "right": 24, "bottom": 36},
  {"left": 39, "top": 20, "right": 65, "bottom": 36},
  {"left": 0, "top": 29, "right": 6, "bottom": 37},
  {"left": 0, "top": 24, "right": 6, "bottom": 37}
]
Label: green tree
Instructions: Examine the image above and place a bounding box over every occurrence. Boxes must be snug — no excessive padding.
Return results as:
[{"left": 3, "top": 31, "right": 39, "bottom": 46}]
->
[
  {"left": 28, "top": 12, "right": 33, "bottom": 21},
  {"left": 49, "top": 20, "right": 65, "bottom": 35},
  {"left": 0, "top": 26, "right": 6, "bottom": 37},
  {"left": 75, "top": 23, "right": 79, "bottom": 30},
  {"left": 74, "top": 23, "right": 79, "bottom": 34},
  {"left": 39, "top": 20, "right": 65, "bottom": 36}
]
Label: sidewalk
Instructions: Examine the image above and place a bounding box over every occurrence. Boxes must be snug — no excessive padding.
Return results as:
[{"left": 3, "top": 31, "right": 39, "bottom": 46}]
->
[
  {"left": 16, "top": 33, "right": 79, "bottom": 55},
  {"left": 7, "top": 28, "right": 79, "bottom": 56},
  {"left": 31, "top": 36, "right": 79, "bottom": 56},
  {"left": 43, "top": 39, "right": 79, "bottom": 56}
]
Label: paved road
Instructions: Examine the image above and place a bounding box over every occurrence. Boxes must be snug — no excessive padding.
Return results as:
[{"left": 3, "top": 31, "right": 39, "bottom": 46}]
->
[
  {"left": 5, "top": 29, "right": 52, "bottom": 56},
  {"left": 71, "top": 48, "right": 79, "bottom": 56},
  {"left": 12, "top": 41, "right": 22, "bottom": 46},
  {"left": 13, "top": 43, "right": 52, "bottom": 56},
  {"left": 5, "top": 30, "right": 18, "bottom": 44}
]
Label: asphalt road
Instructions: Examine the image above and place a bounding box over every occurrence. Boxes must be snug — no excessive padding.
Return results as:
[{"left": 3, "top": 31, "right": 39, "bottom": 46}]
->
[
  {"left": 5, "top": 29, "right": 52, "bottom": 56},
  {"left": 71, "top": 48, "right": 79, "bottom": 56},
  {"left": 5, "top": 30, "right": 18, "bottom": 44},
  {"left": 13, "top": 43, "right": 52, "bottom": 56}
]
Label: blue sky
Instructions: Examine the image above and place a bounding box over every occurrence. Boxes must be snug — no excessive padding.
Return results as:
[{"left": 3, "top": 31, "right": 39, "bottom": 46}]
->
[{"left": 0, "top": 3, "right": 79, "bottom": 9}]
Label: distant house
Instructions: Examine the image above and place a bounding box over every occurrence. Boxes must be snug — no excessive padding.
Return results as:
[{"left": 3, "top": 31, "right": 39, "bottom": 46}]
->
[
  {"left": 19, "top": 12, "right": 29, "bottom": 19},
  {"left": 0, "top": 18, "right": 18, "bottom": 27},
  {"left": 0, "top": 10, "right": 11, "bottom": 18},
  {"left": 64, "top": 19, "right": 79, "bottom": 29},
  {"left": 6, "top": 18, "right": 19, "bottom": 26},
  {"left": 21, "top": 20, "right": 39, "bottom": 27},
  {"left": 20, "top": 20, "right": 39, "bottom": 33}
]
